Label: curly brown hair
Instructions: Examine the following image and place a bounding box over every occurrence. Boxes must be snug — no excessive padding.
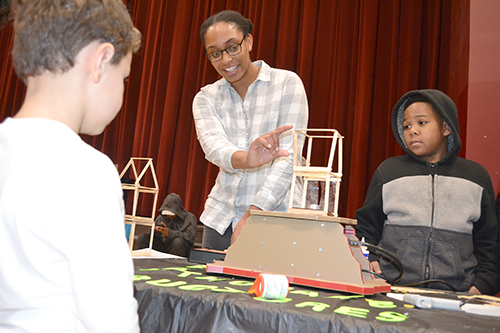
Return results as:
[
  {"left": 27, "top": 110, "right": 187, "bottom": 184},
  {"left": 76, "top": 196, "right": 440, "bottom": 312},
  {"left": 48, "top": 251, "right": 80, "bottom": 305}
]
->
[{"left": 11, "top": 0, "right": 141, "bottom": 82}]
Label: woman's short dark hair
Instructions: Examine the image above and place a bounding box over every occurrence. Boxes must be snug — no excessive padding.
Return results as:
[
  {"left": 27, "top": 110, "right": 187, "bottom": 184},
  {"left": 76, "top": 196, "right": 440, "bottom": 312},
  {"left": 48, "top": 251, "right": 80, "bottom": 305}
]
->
[{"left": 200, "top": 10, "right": 253, "bottom": 47}]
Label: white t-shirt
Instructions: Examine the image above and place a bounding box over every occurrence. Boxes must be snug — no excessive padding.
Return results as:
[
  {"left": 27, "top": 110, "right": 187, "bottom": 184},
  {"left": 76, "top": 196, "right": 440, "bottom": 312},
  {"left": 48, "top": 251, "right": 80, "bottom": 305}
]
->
[{"left": 0, "top": 118, "right": 139, "bottom": 332}]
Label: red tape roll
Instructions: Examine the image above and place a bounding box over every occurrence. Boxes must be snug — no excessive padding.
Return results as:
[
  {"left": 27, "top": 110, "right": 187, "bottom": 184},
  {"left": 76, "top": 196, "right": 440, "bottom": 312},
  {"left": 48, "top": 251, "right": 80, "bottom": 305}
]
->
[{"left": 248, "top": 273, "right": 289, "bottom": 299}]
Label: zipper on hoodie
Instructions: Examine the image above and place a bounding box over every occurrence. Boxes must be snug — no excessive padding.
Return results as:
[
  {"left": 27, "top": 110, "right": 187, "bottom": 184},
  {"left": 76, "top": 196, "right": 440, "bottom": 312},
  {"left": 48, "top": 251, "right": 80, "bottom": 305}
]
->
[{"left": 424, "top": 163, "right": 437, "bottom": 281}]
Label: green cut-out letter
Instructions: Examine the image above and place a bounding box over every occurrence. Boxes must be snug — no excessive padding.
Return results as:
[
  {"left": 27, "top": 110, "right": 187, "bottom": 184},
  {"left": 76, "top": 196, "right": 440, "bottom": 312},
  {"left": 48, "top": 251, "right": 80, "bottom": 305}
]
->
[
  {"left": 376, "top": 311, "right": 407, "bottom": 322},
  {"left": 186, "top": 264, "right": 206, "bottom": 270},
  {"left": 195, "top": 276, "right": 230, "bottom": 282},
  {"left": 133, "top": 275, "right": 151, "bottom": 281},
  {"left": 212, "top": 286, "right": 247, "bottom": 293},
  {"left": 178, "top": 284, "right": 218, "bottom": 291},
  {"left": 326, "top": 295, "right": 364, "bottom": 300},
  {"left": 334, "top": 306, "right": 369, "bottom": 318},
  {"left": 229, "top": 281, "right": 254, "bottom": 286},
  {"left": 253, "top": 297, "right": 293, "bottom": 303},
  {"left": 289, "top": 290, "right": 319, "bottom": 298},
  {"left": 366, "top": 300, "right": 397, "bottom": 309},
  {"left": 146, "top": 279, "right": 187, "bottom": 288},
  {"left": 295, "top": 302, "right": 330, "bottom": 312}
]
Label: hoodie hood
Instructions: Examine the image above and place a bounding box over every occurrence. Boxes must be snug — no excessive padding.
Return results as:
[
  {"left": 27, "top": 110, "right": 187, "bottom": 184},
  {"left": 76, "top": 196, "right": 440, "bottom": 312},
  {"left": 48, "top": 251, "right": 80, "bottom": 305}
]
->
[
  {"left": 391, "top": 89, "right": 461, "bottom": 164},
  {"left": 158, "top": 193, "right": 188, "bottom": 219}
]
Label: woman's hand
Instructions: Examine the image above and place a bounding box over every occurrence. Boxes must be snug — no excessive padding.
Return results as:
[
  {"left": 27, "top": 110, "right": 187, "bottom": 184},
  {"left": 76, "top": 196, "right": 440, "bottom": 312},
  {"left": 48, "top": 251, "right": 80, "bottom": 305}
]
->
[
  {"left": 232, "top": 125, "right": 293, "bottom": 169},
  {"left": 231, "top": 205, "right": 261, "bottom": 244}
]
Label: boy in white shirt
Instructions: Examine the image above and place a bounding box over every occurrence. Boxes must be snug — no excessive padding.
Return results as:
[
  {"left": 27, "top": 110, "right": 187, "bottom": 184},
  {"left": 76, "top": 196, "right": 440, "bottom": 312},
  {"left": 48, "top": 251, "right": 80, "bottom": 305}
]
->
[{"left": 0, "top": 1, "right": 142, "bottom": 331}]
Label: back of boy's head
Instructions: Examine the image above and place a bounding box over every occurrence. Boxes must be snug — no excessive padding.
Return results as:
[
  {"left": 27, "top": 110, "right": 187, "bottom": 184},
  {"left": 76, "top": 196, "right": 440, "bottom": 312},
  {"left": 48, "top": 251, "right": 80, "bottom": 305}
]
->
[
  {"left": 11, "top": 0, "right": 141, "bottom": 83},
  {"left": 392, "top": 89, "right": 461, "bottom": 157}
]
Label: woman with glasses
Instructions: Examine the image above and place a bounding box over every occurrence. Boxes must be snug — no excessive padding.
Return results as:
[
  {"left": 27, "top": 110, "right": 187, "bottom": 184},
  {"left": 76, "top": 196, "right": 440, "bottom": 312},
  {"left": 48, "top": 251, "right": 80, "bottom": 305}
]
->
[{"left": 193, "top": 10, "right": 309, "bottom": 251}]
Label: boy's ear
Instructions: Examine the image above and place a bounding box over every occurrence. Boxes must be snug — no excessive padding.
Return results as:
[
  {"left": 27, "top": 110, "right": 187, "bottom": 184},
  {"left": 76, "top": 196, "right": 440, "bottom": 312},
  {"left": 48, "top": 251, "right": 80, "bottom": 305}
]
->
[
  {"left": 91, "top": 42, "right": 115, "bottom": 83},
  {"left": 443, "top": 122, "right": 451, "bottom": 136}
]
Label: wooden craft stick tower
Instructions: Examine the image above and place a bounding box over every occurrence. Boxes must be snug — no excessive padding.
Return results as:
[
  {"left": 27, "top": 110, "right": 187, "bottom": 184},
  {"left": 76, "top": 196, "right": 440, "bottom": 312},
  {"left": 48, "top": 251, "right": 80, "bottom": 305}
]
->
[
  {"left": 119, "top": 157, "right": 159, "bottom": 256},
  {"left": 288, "top": 129, "right": 343, "bottom": 217}
]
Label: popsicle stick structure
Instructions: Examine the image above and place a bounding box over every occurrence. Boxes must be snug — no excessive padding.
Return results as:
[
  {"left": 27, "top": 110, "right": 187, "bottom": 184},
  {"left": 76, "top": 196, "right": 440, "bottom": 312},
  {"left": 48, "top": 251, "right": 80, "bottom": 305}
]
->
[
  {"left": 288, "top": 129, "right": 343, "bottom": 217},
  {"left": 207, "top": 211, "right": 391, "bottom": 295},
  {"left": 119, "top": 157, "right": 159, "bottom": 256}
]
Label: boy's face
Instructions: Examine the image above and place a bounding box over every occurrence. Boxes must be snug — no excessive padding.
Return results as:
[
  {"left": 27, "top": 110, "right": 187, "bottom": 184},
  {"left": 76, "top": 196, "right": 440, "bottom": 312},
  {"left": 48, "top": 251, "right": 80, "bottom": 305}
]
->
[
  {"left": 402, "top": 102, "right": 450, "bottom": 163},
  {"left": 83, "top": 51, "right": 132, "bottom": 135}
]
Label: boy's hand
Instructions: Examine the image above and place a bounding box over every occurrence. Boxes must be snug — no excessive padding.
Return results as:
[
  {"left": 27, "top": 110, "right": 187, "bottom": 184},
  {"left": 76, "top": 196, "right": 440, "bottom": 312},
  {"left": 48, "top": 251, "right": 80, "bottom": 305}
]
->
[
  {"left": 155, "top": 222, "right": 170, "bottom": 238},
  {"left": 232, "top": 125, "right": 293, "bottom": 169},
  {"left": 468, "top": 286, "right": 481, "bottom": 294},
  {"left": 370, "top": 261, "right": 382, "bottom": 275}
]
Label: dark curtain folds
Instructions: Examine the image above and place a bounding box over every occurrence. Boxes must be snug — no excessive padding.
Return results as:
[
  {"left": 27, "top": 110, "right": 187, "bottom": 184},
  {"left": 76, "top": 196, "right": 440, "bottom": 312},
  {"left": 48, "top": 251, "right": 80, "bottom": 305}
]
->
[{"left": 0, "top": 0, "right": 469, "bottom": 219}]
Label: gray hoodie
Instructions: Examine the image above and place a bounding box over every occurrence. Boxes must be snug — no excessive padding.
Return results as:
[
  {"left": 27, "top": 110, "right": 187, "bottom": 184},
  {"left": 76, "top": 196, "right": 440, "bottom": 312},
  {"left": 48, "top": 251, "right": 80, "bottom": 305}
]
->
[{"left": 355, "top": 89, "right": 500, "bottom": 295}]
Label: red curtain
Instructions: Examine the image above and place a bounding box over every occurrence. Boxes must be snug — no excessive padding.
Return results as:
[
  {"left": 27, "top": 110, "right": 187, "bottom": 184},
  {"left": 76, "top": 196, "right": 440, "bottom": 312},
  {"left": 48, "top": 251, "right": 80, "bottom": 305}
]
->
[{"left": 0, "top": 0, "right": 470, "bottom": 219}]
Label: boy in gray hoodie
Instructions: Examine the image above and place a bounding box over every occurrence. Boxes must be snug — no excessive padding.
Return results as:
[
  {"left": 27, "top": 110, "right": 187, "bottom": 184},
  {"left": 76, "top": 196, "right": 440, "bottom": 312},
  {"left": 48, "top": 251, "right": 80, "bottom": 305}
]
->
[{"left": 355, "top": 89, "right": 500, "bottom": 295}]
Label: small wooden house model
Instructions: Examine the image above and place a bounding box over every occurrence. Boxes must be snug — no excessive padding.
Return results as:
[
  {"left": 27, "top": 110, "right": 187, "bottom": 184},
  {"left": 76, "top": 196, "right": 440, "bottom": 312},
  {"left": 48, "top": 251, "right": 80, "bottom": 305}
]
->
[{"left": 119, "top": 157, "right": 159, "bottom": 256}]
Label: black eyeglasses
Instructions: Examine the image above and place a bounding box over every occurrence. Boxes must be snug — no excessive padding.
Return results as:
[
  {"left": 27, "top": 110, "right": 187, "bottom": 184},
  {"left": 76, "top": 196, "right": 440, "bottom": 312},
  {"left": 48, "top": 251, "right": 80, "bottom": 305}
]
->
[{"left": 206, "top": 36, "right": 246, "bottom": 62}]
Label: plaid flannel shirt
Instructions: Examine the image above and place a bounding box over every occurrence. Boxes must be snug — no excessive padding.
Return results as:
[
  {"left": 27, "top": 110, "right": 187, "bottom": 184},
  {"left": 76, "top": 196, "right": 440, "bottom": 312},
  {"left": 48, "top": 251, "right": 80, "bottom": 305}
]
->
[{"left": 193, "top": 61, "right": 309, "bottom": 234}]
